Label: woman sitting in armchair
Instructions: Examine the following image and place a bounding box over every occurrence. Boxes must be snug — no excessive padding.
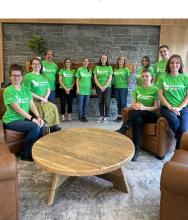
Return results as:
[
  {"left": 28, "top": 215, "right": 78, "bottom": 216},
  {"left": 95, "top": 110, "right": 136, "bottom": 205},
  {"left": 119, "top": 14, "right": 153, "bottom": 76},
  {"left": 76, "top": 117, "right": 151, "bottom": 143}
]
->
[
  {"left": 2, "top": 64, "right": 45, "bottom": 161},
  {"left": 116, "top": 70, "right": 159, "bottom": 161}
]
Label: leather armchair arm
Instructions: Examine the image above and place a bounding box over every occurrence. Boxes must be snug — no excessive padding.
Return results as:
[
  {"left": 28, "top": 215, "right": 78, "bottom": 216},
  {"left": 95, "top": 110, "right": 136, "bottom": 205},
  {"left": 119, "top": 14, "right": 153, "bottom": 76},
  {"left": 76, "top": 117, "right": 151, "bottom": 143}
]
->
[
  {"left": 161, "top": 161, "right": 188, "bottom": 196},
  {"left": 180, "top": 132, "right": 188, "bottom": 151},
  {"left": 156, "top": 117, "right": 170, "bottom": 139},
  {"left": 0, "top": 154, "right": 17, "bottom": 181},
  {"left": 0, "top": 121, "right": 5, "bottom": 143}
]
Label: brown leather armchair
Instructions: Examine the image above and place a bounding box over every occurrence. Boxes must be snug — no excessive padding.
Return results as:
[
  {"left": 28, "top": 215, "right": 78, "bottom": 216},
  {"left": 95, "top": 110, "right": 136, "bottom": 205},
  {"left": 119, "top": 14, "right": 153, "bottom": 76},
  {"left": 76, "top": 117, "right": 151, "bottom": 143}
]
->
[
  {"left": 160, "top": 132, "right": 188, "bottom": 220},
  {"left": 0, "top": 143, "right": 19, "bottom": 220},
  {"left": 122, "top": 107, "right": 176, "bottom": 159},
  {"left": 0, "top": 88, "right": 26, "bottom": 154}
]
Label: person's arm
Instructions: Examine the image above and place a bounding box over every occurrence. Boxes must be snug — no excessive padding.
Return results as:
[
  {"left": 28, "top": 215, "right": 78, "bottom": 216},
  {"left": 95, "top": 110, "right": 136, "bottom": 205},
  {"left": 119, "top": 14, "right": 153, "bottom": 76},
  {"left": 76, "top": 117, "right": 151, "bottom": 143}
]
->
[
  {"left": 30, "top": 100, "right": 44, "bottom": 127},
  {"left": 177, "top": 91, "right": 188, "bottom": 110},
  {"left": 31, "top": 87, "right": 50, "bottom": 104},
  {"left": 94, "top": 74, "right": 103, "bottom": 90},
  {"left": 76, "top": 78, "right": 80, "bottom": 94},
  {"left": 104, "top": 74, "right": 112, "bottom": 89},
  {"left": 139, "top": 100, "right": 159, "bottom": 112},
  {"left": 59, "top": 74, "right": 67, "bottom": 90}
]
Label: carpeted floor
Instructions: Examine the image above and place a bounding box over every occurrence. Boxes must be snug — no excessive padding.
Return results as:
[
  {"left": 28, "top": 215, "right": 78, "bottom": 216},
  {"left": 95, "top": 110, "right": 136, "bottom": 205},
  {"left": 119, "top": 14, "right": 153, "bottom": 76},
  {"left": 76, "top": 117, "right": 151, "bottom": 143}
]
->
[{"left": 17, "top": 118, "right": 173, "bottom": 220}]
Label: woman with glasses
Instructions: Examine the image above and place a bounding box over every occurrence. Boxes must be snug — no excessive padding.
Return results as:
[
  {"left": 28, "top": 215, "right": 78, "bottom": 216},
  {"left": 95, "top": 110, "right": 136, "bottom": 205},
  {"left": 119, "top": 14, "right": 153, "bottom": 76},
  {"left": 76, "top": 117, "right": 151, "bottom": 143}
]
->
[
  {"left": 2, "top": 64, "right": 45, "bottom": 161},
  {"left": 94, "top": 54, "right": 113, "bottom": 123},
  {"left": 58, "top": 57, "right": 75, "bottom": 122},
  {"left": 158, "top": 54, "right": 188, "bottom": 149},
  {"left": 113, "top": 56, "right": 130, "bottom": 122},
  {"left": 116, "top": 71, "right": 159, "bottom": 161},
  {"left": 23, "top": 57, "right": 61, "bottom": 133}
]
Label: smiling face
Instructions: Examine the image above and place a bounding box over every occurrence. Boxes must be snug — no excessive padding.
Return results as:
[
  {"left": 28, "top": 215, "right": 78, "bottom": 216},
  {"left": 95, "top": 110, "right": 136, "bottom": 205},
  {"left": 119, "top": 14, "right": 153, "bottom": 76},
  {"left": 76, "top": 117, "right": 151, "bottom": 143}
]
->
[
  {"left": 159, "top": 47, "right": 169, "bottom": 60},
  {"left": 64, "top": 59, "right": 71, "bottom": 69},
  {"left": 83, "top": 58, "right": 89, "bottom": 67},
  {"left": 45, "top": 50, "right": 54, "bottom": 62},
  {"left": 141, "top": 71, "right": 152, "bottom": 86},
  {"left": 32, "top": 59, "right": 42, "bottom": 73},
  {"left": 100, "top": 55, "right": 108, "bottom": 65},
  {"left": 10, "top": 70, "right": 23, "bottom": 86},
  {"left": 169, "top": 57, "right": 181, "bottom": 74},
  {"left": 117, "top": 57, "right": 125, "bottom": 67},
  {"left": 141, "top": 57, "right": 149, "bottom": 67}
]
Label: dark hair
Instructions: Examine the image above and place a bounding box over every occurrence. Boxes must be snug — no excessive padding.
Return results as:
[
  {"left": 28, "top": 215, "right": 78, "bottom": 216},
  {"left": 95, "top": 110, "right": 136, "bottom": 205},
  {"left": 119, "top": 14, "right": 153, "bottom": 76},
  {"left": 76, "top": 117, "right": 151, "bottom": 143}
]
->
[
  {"left": 141, "top": 56, "right": 151, "bottom": 69},
  {"left": 82, "top": 57, "right": 90, "bottom": 72},
  {"left": 166, "top": 54, "right": 184, "bottom": 74},
  {"left": 45, "top": 49, "right": 54, "bottom": 57},
  {"left": 64, "top": 57, "right": 72, "bottom": 69},
  {"left": 159, "top": 45, "right": 169, "bottom": 50},
  {"left": 9, "top": 64, "right": 23, "bottom": 76},
  {"left": 98, "top": 54, "right": 109, "bottom": 66},
  {"left": 115, "top": 56, "right": 126, "bottom": 68},
  {"left": 31, "top": 57, "right": 43, "bottom": 74}
]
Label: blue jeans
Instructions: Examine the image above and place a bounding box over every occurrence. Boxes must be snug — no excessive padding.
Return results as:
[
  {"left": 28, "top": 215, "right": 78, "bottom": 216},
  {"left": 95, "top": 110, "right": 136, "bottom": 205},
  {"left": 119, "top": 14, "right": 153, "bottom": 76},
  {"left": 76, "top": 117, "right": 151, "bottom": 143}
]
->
[
  {"left": 4, "top": 120, "right": 45, "bottom": 156},
  {"left": 96, "top": 87, "right": 111, "bottom": 117},
  {"left": 48, "top": 90, "right": 56, "bottom": 104},
  {"left": 114, "top": 88, "right": 128, "bottom": 115},
  {"left": 160, "top": 106, "right": 188, "bottom": 148},
  {"left": 77, "top": 95, "right": 90, "bottom": 119}
]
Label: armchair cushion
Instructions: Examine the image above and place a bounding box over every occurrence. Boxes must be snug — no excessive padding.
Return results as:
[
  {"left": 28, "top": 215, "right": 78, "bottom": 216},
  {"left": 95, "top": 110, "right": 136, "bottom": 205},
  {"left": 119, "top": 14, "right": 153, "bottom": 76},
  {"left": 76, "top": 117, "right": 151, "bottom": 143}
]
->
[{"left": 5, "top": 129, "right": 25, "bottom": 143}]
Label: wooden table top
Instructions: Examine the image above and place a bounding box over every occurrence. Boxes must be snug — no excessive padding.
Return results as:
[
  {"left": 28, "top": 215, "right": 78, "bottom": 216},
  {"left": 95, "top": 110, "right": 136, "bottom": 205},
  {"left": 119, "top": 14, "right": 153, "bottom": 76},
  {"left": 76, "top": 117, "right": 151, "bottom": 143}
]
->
[{"left": 32, "top": 128, "right": 134, "bottom": 176}]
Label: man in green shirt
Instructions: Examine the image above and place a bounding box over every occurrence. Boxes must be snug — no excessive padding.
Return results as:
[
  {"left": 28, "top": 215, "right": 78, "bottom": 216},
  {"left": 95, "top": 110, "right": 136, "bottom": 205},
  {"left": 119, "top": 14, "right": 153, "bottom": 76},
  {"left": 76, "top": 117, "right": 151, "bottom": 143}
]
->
[
  {"left": 154, "top": 45, "right": 170, "bottom": 83},
  {"left": 42, "top": 50, "right": 59, "bottom": 103}
]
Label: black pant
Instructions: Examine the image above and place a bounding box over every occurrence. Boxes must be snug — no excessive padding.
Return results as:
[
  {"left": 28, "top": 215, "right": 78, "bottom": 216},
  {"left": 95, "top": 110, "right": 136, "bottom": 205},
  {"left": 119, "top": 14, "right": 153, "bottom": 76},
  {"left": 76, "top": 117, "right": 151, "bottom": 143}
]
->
[
  {"left": 128, "top": 110, "right": 158, "bottom": 147},
  {"left": 59, "top": 88, "right": 73, "bottom": 114}
]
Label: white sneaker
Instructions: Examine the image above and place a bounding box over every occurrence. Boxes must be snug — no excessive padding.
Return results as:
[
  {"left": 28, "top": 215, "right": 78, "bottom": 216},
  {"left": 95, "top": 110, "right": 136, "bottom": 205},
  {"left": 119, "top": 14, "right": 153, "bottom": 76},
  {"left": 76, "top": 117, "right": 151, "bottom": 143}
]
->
[
  {"left": 103, "top": 117, "right": 108, "bottom": 123},
  {"left": 97, "top": 116, "right": 103, "bottom": 122}
]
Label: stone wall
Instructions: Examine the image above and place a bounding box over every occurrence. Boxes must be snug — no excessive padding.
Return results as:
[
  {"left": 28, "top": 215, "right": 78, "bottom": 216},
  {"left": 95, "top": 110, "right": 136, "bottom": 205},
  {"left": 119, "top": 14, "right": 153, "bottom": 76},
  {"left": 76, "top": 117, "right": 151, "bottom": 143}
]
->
[{"left": 2, "top": 23, "right": 160, "bottom": 117}]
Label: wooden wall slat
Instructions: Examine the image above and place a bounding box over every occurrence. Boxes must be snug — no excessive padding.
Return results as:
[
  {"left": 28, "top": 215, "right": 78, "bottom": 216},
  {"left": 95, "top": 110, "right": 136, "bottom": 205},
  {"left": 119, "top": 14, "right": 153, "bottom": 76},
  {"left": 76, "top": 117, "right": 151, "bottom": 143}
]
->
[{"left": 0, "top": 23, "right": 4, "bottom": 83}]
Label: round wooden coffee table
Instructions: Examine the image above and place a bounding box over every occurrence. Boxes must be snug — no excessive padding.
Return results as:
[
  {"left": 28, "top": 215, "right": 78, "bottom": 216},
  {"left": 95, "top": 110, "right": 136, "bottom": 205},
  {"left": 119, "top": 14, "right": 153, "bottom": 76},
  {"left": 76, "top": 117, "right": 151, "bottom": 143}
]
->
[{"left": 32, "top": 128, "right": 134, "bottom": 206}]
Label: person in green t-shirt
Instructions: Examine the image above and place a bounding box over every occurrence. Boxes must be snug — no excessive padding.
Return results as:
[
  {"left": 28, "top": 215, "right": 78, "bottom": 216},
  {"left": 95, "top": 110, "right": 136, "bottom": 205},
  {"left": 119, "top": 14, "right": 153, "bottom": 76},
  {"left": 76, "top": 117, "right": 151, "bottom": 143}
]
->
[
  {"left": 116, "top": 71, "right": 159, "bottom": 161},
  {"left": 58, "top": 57, "right": 75, "bottom": 122},
  {"left": 2, "top": 64, "right": 45, "bottom": 161},
  {"left": 154, "top": 45, "right": 170, "bottom": 83},
  {"left": 113, "top": 56, "right": 130, "bottom": 122},
  {"left": 158, "top": 54, "right": 188, "bottom": 149},
  {"left": 23, "top": 58, "right": 61, "bottom": 133},
  {"left": 94, "top": 54, "right": 113, "bottom": 123},
  {"left": 76, "top": 57, "right": 92, "bottom": 122},
  {"left": 136, "top": 56, "right": 155, "bottom": 86},
  {"left": 42, "top": 50, "right": 59, "bottom": 103}
]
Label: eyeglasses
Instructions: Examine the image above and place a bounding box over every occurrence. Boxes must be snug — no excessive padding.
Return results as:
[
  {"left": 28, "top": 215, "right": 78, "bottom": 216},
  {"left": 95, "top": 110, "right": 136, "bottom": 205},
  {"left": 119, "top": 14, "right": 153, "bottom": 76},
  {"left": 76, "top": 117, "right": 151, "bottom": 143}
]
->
[{"left": 11, "top": 75, "right": 22, "bottom": 78}]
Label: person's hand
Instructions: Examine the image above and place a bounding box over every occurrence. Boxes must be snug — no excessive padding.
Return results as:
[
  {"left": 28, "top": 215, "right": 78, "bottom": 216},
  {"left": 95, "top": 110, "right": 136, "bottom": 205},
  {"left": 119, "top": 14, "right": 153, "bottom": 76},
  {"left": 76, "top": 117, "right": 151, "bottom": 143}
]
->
[
  {"left": 132, "top": 102, "right": 141, "bottom": 110},
  {"left": 65, "top": 88, "right": 70, "bottom": 95},
  {"left": 40, "top": 97, "right": 48, "bottom": 103},
  {"left": 100, "top": 86, "right": 106, "bottom": 92},
  {"left": 32, "top": 118, "right": 41, "bottom": 127},
  {"left": 170, "top": 107, "right": 181, "bottom": 115},
  {"left": 76, "top": 90, "right": 80, "bottom": 95},
  {"left": 36, "top": 117, "right": 44, "bottom": 128}
]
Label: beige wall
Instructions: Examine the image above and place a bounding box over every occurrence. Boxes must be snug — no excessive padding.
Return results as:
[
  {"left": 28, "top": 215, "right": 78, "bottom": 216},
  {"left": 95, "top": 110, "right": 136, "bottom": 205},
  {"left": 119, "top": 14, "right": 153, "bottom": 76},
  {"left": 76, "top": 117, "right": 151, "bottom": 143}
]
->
[{"left": 160, "top": 25, "right": 188, "bottom": 73}]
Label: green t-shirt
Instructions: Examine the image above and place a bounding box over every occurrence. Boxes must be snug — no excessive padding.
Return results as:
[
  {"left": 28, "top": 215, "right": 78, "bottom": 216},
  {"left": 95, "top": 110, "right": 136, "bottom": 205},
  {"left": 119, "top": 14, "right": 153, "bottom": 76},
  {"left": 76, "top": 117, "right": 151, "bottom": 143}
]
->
[
  {"left": 94, "top": 65, "right": 113, "bottom": 87},
  {"left": 157, "top": 73, "right": 188, "bottom": 107},
  {"left": 23, "top": 72, "right": 50, "bottom": 96},
  {"left": 58, "top": 69, "right": 75, "bottom": 88},
  {"left": 2, "top": 85, "right": 32, "bottom": 124},
  {"left": 42, "top": 61, "right": 58, "bottom": 91},
  {"left": 136, "top": 66, "right": 154, "bottom": 86},
  {"left": 113, "top": 67, "right": 130, "bottom": 88},
  {"left": 154, "top": 60, "right": 168, "bottom": 82},
  {"left": 132, "top": 85, "right": 158, "bottom": 107},
  {"left": 76, "top": 67, "right": 92, "bottom": 95}
]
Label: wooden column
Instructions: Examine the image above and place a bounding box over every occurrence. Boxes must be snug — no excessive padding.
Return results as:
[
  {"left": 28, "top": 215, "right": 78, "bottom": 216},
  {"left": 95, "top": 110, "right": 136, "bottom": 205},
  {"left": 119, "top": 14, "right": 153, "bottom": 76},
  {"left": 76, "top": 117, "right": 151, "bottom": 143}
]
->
[
  {"left": 0, "top": 23, "right": 4, "bottom": 84},
  {"left": 160, "top": 25, "right": 188, "bottom": 73}
]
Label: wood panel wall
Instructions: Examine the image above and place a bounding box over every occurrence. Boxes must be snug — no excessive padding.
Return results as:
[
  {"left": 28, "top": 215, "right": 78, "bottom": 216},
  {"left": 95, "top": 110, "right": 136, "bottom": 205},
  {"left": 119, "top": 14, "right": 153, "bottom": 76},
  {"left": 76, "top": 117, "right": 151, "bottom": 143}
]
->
[
  {"left": 0, "top": 19, "right": 188, "bottom": 83},
  {"left": 160, "top": 25, "right": 188, "bottom": 73}
]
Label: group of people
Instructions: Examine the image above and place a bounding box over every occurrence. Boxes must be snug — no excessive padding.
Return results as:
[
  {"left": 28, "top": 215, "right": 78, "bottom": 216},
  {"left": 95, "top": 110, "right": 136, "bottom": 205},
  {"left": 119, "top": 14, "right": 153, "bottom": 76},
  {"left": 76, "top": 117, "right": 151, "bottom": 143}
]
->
[
  {"left": 117, "top": 45, "right": 188, "bottom": 161},
  {"left": 2, "top": 45, "right": 188, "bottom": 162}
]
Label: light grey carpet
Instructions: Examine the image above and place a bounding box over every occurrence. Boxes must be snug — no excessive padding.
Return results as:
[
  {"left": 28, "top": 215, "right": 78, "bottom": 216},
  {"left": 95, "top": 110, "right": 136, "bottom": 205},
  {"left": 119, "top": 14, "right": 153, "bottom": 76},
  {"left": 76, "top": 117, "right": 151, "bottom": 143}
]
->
[{"left": 17, "top": 119, "right": 173, "bottom": 220}]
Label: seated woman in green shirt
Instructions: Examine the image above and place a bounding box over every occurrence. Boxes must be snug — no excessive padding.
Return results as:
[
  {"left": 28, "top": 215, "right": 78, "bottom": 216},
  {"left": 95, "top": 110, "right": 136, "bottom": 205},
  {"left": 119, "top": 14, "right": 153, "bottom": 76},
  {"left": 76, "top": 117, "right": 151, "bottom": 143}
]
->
[
  {"left": 116, "top": 70, "right": 159, "bottom": 161},
  {"left": 158, "top": 54, "right": 188, "bottom": 149},
  {"left": 2, "top": 64, "right": 45, "bottom": 161},
  {"left": 23, "top": 58, "right": 61, "bottom": 133}
]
